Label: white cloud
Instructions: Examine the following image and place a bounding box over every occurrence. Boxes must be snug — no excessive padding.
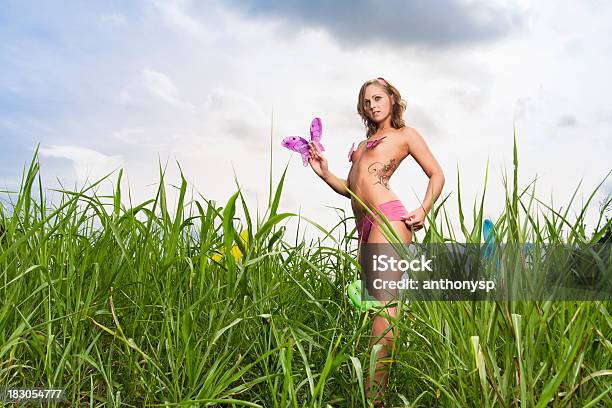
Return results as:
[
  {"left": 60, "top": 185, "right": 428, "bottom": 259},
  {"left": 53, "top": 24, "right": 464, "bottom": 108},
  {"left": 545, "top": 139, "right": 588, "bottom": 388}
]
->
[
  {"left": 151, "top": 0, "right": 221, "bottom": 41},
  {"left": 99, "top": 13, "right": 126, "bottom": 27},
  {"left": 142, "top": 69, "right": 196, "bottom": 111},
  {"left": 111, "top": 127, "right": 147, "bottom": 145},
  {"left": 39, "top": 145, "right": 123, "bottom": 185},
  {"left": 117, "top": 69, "right": 196, "bottom": 112}
]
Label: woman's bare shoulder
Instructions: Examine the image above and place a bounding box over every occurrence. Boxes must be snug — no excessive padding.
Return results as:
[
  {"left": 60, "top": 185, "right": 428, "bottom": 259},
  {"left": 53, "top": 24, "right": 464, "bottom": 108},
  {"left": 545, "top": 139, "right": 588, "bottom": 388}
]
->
[
  {"left": 398, "top": 126, "right": 432, "bottom": 156},
  {"left": 400, "top": 126, "right": 427, "bottom": 144},
  {"left": 396, "top": 126, "right": 416, "bottom": 145},
  {"left": 401, "top": 125, "right": 422, "bottom": 137}
]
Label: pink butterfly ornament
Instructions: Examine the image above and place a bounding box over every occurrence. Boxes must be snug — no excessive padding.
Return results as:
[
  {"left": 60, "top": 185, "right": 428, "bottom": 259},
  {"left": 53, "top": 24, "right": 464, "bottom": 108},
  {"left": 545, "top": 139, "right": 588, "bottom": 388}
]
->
[
  {"left": 348, "top": 142, "right": 356, "bottom": 162},
  {"left": 281, "top": 117, "right": 325, "bottom": 167},
  {"left": 366, "top": 136, "right": 387, "bottom": 149}
]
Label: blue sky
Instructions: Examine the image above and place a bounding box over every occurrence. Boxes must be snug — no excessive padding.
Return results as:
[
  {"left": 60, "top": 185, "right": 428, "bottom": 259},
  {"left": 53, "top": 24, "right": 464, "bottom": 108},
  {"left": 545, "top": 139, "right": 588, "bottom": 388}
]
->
[{"left": 1, "top": 0, "right": 611, "bottom": 238}]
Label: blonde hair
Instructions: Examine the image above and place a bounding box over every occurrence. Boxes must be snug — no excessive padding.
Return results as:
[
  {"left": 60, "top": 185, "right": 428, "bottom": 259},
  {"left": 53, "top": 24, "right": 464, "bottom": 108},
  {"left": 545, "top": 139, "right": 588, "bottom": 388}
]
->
[{"left": 357, "top": 77, "right": 407, "bottom": 138}]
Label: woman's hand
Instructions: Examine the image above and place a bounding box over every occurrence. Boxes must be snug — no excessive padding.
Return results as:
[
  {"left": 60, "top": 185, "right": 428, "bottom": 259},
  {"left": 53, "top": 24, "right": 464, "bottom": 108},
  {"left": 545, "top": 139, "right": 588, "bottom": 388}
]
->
[
  {"left": 402, "top": 207, "right": 426, "bottom": 231},
  {"left": 308, "top": 141, "right": 329, "bottom": 179}
]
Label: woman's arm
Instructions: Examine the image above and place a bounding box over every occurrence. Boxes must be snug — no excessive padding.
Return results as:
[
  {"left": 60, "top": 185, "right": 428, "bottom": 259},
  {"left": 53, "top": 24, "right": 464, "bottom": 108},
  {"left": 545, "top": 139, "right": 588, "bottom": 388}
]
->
[
  {"left": 308, "top": 141, "right": 351, "bottom": 198},
  {"left": 320, "top": 172, "right": 351, "bottom": 198},
  {"left": 402, "top": 127, "right": 445, "bottom": 230}
]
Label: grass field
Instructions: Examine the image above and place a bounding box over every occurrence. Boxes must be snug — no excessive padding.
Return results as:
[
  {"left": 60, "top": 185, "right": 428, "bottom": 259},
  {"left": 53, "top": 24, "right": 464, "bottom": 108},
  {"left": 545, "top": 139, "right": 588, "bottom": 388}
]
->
[{"left": 1, "top": 136, "right": 610, "bottom": 407}]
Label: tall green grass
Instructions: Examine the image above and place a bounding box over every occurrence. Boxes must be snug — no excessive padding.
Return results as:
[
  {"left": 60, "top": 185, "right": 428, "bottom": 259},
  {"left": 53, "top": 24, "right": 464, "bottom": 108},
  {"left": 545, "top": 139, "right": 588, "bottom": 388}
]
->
[{"left": 0, "top": 136, "right": 610, "bottom": 407}]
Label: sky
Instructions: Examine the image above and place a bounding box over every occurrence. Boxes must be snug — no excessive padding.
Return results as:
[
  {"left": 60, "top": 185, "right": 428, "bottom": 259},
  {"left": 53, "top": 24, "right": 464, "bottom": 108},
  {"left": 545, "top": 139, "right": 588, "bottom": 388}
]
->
[{"left": 1, "top": 0, "right": 611, "bottom": 242}]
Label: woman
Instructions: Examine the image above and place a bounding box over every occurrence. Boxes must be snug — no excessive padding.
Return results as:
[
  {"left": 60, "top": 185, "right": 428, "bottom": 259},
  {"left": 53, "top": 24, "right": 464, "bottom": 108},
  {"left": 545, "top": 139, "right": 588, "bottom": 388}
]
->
[{"left": 308, "top": 77, "right": 445, "bottom": 403}]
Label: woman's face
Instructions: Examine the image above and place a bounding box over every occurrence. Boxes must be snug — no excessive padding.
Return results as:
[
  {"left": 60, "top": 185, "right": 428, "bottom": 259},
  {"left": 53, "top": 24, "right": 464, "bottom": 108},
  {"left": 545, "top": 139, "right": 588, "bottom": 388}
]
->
[{"left": 363, "top": 84, "right": 394, "bottom": 123}]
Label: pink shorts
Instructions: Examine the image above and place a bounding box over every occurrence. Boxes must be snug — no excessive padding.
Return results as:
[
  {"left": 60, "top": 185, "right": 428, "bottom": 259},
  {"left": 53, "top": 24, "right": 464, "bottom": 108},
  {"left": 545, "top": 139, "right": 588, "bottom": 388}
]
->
[{"left": 356, "top": 200, "right": 409, "bottom": 244}]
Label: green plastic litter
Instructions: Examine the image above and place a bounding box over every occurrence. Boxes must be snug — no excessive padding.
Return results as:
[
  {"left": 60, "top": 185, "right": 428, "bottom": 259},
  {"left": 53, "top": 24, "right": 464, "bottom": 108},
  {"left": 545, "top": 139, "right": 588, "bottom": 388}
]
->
[{"left": 346, "top": 279, "right": 383, "bottom": 311}]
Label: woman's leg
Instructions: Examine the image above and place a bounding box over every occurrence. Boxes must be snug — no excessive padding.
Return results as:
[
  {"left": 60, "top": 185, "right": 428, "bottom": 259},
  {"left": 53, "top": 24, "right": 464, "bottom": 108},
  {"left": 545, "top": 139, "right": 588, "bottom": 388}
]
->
[{"left": 364, "top": 220, "right": 412, "bottom": 404}]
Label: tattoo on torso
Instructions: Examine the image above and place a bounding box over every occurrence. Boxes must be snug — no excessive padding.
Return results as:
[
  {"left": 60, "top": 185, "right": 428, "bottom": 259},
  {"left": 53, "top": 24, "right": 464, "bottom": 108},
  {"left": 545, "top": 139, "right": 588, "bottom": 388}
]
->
[{"left": 368, "top": 159, "right": 397, "bottom": 190}]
